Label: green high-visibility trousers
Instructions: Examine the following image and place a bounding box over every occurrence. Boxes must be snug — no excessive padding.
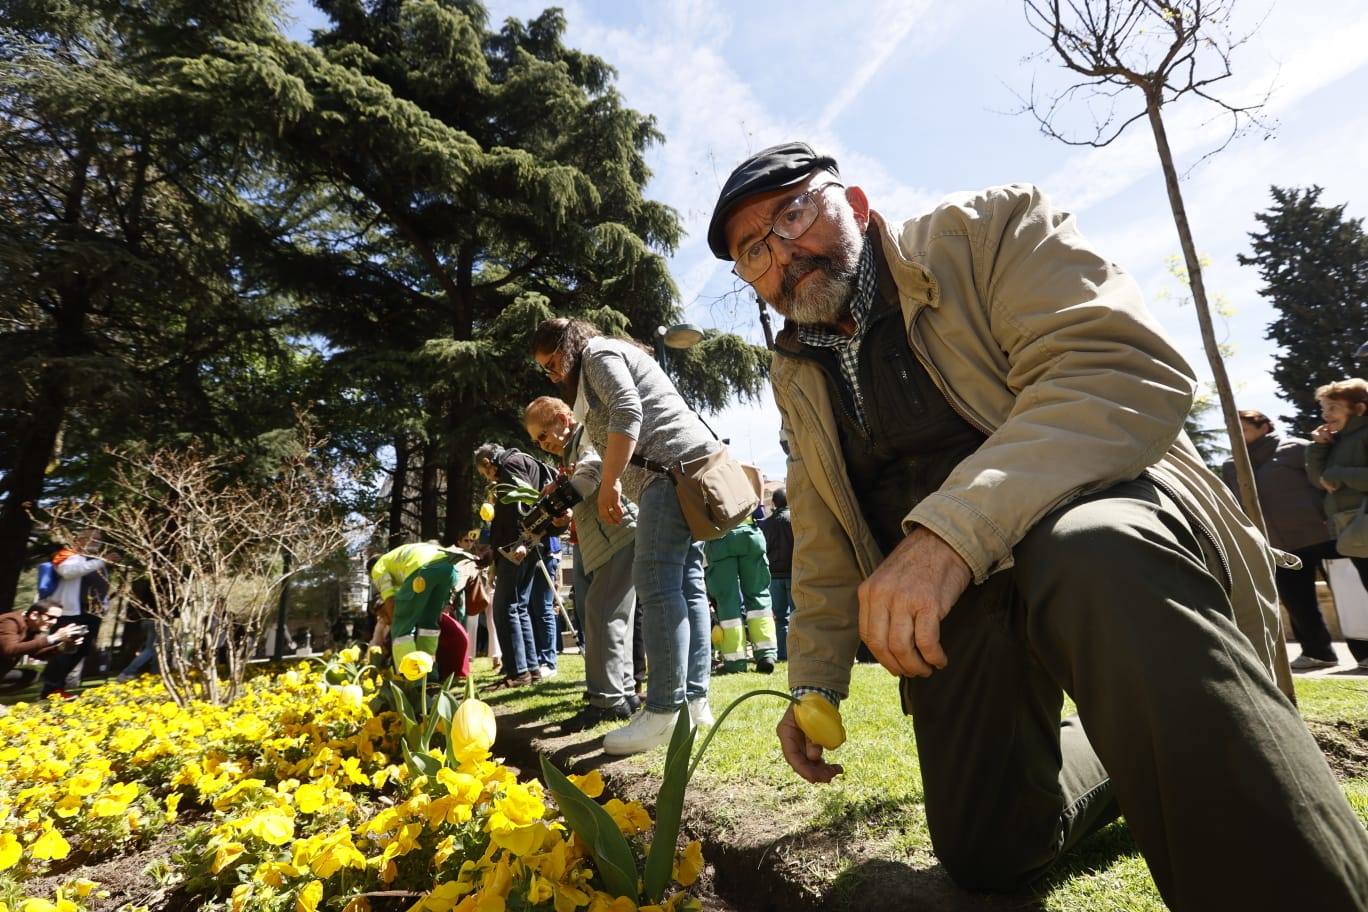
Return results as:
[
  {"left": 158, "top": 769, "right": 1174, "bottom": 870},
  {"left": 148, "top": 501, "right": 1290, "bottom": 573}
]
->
[
  {"left": 704, "top": 522, "right": 776, "bottom": 669},
  {"left": 391, "top": 558, "right": 460, "bottom": 670}
]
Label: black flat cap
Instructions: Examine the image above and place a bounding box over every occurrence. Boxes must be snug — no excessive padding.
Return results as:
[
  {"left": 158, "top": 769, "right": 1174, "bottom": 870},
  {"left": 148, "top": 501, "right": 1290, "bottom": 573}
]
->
[{"left": 706, "top": 142, "right": 839, "bottom": 260}]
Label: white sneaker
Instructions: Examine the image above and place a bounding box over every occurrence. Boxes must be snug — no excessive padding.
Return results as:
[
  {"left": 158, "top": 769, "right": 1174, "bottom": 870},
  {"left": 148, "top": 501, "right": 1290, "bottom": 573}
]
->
[
  {"left": 602, "top": 708, "right": 680, "bottom": 755},
  {"left": 687, "top": 697, "right": 715, "bottom": 728},
  {"left": 538, "top": 665, "right": 558, "bottom": 679}
]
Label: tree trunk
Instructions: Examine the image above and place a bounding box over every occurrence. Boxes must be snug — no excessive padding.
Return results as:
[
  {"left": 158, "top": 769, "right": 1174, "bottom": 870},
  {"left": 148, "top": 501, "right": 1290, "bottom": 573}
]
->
[
  {"left": 387, "top": 436, "right": 410, "bottom": 549},
  {"left": 445, "top": 447, "right": 474, "bottom": 545},
  {"left": 0, "top": 366, "right": 70, "bottom": 611},
  {"left": 419, "top": 440, "right": 440, "bottom": 541},
  {"left": 0, "top": 146, "right": 94, "bottom": 611},
  {"left": 442, "top": 243, "right": 479, "bottom": 544},
  {"left": 1145, "top": 100, "right": 1267, "bottom": 537}
]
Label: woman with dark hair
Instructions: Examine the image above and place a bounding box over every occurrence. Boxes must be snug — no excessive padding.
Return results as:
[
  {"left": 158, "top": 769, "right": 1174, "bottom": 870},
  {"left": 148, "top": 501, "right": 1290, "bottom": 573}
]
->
[
  {"left": 1222, "top": 410, "right": 1344, "bottom": 669},
  {"left": 1307, "top": 378, "right": 1368, "bottom": 670},
  {"left": 531, "top": 317, "right": 717, "bottom": 754}
]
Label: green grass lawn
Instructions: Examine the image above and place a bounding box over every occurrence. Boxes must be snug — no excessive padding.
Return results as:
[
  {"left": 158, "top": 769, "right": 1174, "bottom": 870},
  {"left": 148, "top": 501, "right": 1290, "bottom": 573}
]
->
[{"left": 481, "top": 654, "right": 1368, "bottom": 911}]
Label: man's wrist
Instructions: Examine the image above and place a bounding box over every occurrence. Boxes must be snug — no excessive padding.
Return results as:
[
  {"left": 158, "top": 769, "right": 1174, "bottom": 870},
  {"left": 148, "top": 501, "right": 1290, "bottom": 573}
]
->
[{"left": 791, "top": 685, "right": 842, "bottom": 708}]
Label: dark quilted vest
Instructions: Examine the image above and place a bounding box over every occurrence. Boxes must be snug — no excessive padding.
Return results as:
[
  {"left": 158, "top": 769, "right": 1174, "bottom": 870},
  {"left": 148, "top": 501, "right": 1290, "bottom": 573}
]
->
[{"left": 788, "top": 247, "right": 986, "bottom": 556}]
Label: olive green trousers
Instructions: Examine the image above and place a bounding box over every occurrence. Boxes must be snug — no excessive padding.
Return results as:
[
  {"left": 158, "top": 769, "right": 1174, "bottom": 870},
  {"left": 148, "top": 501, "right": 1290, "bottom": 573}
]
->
[{"left": 901, "top": 478, "right": 1368, "bottom": 910}]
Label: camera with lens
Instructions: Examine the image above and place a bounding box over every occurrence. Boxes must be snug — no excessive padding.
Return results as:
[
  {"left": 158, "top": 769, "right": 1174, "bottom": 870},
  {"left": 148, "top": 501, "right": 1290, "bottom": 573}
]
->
[{"left": 498, "top": 475, "right": 582, "bottom": 562}]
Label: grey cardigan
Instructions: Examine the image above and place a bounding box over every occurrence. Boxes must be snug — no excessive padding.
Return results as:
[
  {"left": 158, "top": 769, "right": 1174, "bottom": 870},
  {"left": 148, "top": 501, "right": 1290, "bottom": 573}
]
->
[
  {"left": 564, "top": 425, "right": 638, "bottom": 573},
  {"left": 578, "top": 337, "right": 716, "bottom": 503}
]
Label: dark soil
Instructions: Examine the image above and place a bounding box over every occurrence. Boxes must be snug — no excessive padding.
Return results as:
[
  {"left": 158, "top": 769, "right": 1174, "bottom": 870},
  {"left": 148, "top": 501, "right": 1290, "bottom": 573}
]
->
[
  {"left": 25, "top": 826, "right": 185, "bottom": 912},
  {"left": 1308, "top": 720, "right": 1368, "bottom": 780}
]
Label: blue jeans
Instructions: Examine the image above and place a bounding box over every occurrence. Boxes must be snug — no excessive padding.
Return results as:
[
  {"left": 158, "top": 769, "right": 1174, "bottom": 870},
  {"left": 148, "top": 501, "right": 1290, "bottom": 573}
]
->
[
  {"left": 635, "top": 479, "right": 710, "bottom": 712},
  {"left": 532, "top": 554, "right": 559, "bottom": 670},
  {"left": 493, "top": 555, "right": 539, "bottom": 676},
  {"left": 119, "top": 620, "right": 159, "bottom": 680},
  {"left": 769, "top": 576, "right": 793, "bottom": 660}
]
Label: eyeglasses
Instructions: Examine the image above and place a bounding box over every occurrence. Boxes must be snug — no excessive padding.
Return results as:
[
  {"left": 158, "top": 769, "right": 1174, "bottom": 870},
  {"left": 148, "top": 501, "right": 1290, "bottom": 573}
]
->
[
  {"left": 536, "top": 352, "right": 561, "bottom": 379},
  {"left": 732, "top": 182, "right": 844, "bottom": 284}
]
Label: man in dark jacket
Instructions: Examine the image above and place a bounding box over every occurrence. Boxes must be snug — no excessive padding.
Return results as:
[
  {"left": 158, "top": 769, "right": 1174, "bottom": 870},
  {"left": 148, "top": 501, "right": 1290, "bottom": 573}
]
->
[
  {"left": 1223, "top": 410, "right": 1345, "bottom": 669},
  {"left": 760, "top": 487, "right": 795, "bottom": 660},
  {"left": 0, "top": 599, "right": 84, "bottom": 684},
  {"left": 475, "top": 442, "right": 558, "bottom": 687}
]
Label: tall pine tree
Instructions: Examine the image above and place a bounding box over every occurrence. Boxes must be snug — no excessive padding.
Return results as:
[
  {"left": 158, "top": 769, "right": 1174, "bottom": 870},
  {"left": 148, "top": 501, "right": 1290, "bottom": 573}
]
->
[
  {"left": 0, "top": 0, "right": 321, "bottom": 609},
  {"left": 200, "top": 1, "right": 768, "bottom": 537},
  {"left": 1240, "top": 186, "right": 1368, "bottom": 432}
]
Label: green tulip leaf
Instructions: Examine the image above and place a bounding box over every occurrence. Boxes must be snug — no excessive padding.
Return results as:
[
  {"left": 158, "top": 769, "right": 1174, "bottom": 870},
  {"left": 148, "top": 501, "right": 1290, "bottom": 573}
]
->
[
  {"left": 642, "top": 710, "right": 695, "bottom": 901},
  {"left": 540, "top": 755, "right": 639, "bottom": 901}
]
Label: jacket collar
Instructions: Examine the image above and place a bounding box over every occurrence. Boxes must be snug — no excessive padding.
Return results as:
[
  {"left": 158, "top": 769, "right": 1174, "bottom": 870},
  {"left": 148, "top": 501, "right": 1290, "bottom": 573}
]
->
[
  {"left": 1247, "top": 433, "right": 1278, "bottom": 467},
  {"left": 870, "top": 210, "right": 939, "bottom": 311},
  {"left": 1341, "top": 413, "right": 1368, "bottom": 437}
]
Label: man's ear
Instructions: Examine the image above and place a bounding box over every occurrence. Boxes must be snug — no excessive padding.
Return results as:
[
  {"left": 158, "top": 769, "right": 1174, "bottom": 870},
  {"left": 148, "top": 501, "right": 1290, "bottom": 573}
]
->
[{"left": 845, "top": 185, "right": 871, "bottom": 232}]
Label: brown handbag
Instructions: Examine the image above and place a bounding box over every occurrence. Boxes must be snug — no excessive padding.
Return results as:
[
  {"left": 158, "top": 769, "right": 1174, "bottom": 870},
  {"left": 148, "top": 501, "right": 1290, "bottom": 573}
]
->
[
  {"left": 634, "top": 444, "right": 761, "bottom": 542},
  {"left": 463, "top": 567, "right": 493, "bottom": 615}
]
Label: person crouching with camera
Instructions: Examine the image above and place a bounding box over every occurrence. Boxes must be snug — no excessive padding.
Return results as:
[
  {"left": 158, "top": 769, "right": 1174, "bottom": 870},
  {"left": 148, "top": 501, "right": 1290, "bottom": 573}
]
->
[
  {"left": 0, "top": 598, "right": 85, "bottom": 691},
  {"left": 524, "top": 396, "right": 641, "bottom": 732}
]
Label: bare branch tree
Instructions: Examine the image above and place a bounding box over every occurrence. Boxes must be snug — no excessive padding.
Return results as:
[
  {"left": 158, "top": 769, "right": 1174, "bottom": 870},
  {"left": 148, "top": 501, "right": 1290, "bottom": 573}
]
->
[
  {"left": 1017, "top": 0, "right": 1275, "bottom": 534},
  {"left": 47, "top": 439, "right": 352, "bottom": 706}
]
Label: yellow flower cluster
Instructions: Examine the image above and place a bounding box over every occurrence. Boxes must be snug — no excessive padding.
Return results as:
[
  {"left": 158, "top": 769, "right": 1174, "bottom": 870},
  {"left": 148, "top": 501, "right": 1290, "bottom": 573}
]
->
[{"left": 0, "top": 661, "right": 703, "bottom": 912}]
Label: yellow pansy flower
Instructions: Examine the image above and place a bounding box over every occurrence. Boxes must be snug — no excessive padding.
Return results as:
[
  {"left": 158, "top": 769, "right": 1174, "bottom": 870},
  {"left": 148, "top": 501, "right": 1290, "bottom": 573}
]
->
[
  {"left": 52, "top": 794, "right": 81, "bottom": 819},
  {"left": 109, "top": 728, "right": 148, "bottom": 753},
  {"left": 601, "top": 799, "right": 652, "bottom": 837},
  {"left": 91, "top": 781, "right": 139, "bottom": 817},
  {"left": 30, "top": 824, "right": 70, "bottom": 861},
  {"left": 673, "top": 840, "right": 704, "bottom": 887},
  {"left": 247, "top": 810, "right": 296, "bottom": 846},
  {"left": 164, "top": 792, "right": 183, "bottom": 823},
  {"left": 296, "top": 879, "right": 323, "bottom": 912},
  {"left": 293, "top": 783, "right": 325, "bottom": 814},
  {"left": 567, "top": 770, "right": 604, "bottom": 799},
  {"left": 0, "top": 833, "right": 21, "bottom": 870}
]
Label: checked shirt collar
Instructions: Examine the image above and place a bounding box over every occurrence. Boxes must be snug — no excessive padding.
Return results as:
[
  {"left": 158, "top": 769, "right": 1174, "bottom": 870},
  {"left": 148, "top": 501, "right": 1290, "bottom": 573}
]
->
[{"left": 795, "top": 235, "right": 877, "bottom": 430}]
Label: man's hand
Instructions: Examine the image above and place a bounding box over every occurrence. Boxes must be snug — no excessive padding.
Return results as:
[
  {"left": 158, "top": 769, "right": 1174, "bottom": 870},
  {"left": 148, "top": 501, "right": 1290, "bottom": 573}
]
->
[
  {"left": 1321, "top": 478, "right": 1341, "bottom": 493},
  {"left": 597, "top": 478, "right": 625, "bottom": 526},
  {"left": 1312, "top": 424, "right": 1335, "bottom": 445},
  {"left": 858, "top": 527, "right": 972, "bottom": 679},
  {"left": 552, "top": 513, "right": 572, "bottom": 529},
  {"left": 510, "top": 545, "right": 528, "bottom": 565},
  {"left": 776, "top": 703, "right": 843, "bottom": 784},
  {"left": 46, "top": 625, "right": 76, "bottom": 645}
]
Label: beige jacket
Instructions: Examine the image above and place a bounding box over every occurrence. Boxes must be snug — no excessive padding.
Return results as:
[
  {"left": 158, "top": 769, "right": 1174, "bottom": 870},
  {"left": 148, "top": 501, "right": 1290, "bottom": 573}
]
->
[{"left": 772, "top": 184, "right": 1292, "bottom": 700}]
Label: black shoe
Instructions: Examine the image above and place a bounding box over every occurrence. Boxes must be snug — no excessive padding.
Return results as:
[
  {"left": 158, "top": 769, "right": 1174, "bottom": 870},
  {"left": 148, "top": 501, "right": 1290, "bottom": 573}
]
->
[
  {"left": 561, "top": 703, "right": 633, "bottom": 733},
  {"left": 755, "top": 658, "right": 775, "bottom": 674},
  {"left": 625, "top": 693, "right": 642, "bottom": 713}
]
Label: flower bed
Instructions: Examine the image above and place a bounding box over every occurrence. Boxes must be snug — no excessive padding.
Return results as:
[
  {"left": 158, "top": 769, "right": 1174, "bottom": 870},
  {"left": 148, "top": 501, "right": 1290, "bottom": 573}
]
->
[{"left": 0, "top": 654, "right": 702, "bottom": 912}]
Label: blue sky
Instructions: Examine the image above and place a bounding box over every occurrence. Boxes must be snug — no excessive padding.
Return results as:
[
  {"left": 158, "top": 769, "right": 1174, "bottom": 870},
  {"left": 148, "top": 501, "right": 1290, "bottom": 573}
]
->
[{"left": 284, "top": 0, "right": 1368, "bottom": 481}]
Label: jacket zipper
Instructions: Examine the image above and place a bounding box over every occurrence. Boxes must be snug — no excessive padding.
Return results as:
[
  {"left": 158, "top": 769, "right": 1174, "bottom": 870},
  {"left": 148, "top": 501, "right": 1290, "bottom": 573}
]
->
[
  {"left": 1143, "top": 469, "right": 1235, "bottom": 596},
  {"left": 774, "top": 344, "right": 872, "bottom": 444}
]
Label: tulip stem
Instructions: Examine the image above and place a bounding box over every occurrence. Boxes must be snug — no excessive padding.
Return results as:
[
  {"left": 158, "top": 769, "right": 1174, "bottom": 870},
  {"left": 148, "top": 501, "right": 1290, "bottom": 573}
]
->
[{"left": 685, "top": 689, "right": 796, "bottom": 783}]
